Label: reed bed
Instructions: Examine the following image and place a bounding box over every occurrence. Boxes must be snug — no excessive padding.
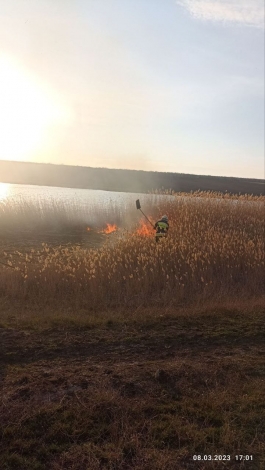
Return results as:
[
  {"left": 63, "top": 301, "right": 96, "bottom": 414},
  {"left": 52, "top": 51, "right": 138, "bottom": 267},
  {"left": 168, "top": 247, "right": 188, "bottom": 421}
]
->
[
  {"left": 0, "top": 191, "right": 264, "bottom": 310},
  {"left": 0, "top": 196, "right": 126, "bottom": 236}
]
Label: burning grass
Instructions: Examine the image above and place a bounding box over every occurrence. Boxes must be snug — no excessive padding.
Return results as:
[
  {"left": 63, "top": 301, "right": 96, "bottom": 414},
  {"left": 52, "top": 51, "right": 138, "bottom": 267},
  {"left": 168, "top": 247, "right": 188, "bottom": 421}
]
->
[
  {"left": 135, "top": 218, "right": 155, "bottom": 236},
  {"left": 0, "top": 196, "right": 126, "bottom": 240},
  {"left": 100, "top": 223, "right": 119, "bottom": 234},
  {"left": 0, "top": 191, "right": 264, "bottom": 310}
]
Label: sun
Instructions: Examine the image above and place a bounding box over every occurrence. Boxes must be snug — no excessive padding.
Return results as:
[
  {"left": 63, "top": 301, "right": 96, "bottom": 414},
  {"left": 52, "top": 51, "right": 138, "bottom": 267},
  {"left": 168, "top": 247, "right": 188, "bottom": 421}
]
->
[{"left": 0, "top": 55, "right": 72, "bottom": 162}]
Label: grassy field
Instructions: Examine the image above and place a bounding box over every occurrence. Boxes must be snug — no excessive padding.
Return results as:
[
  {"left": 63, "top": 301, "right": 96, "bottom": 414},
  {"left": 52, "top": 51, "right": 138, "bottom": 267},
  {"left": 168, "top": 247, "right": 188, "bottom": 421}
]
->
[
  {"left": 1, "top": 301, "right": 265, "bottom": 469},
  {"left": 0, "top": 191, "right": 264, "bottom": 469}
]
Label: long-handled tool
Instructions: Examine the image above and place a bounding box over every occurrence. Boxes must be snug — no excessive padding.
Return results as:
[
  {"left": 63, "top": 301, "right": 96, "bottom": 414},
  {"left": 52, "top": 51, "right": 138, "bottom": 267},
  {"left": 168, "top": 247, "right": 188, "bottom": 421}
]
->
[{"left": 136, "top": 199, "right": 154, "bottom": 228}]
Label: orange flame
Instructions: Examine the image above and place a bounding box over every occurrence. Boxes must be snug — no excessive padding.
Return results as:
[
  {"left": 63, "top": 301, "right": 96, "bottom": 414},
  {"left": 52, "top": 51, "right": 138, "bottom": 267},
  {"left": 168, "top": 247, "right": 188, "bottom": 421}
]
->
[
  {"left": 100, "top": 223, "right": 118, "bottom": 234},
  {"left": 136, "top": 219, "right": 154, "bottom": 236},
  {"left": 87, "top": 227, "right": 91, "bottom": 231}
]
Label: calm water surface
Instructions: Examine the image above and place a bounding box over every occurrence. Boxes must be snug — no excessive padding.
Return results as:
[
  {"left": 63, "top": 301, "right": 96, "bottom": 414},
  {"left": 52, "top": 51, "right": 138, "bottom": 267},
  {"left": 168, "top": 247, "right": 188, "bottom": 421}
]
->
[
  {"left": 0, "top": 182, "right": 259, "bottom": 210},
  {"left": 0, "top": 182, "right": 169, "bottom": 210}
]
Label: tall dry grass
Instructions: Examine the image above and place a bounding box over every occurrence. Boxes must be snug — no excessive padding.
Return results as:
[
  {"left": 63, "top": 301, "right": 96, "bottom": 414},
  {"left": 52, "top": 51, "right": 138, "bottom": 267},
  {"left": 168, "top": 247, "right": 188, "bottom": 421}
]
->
[
  {"left": 0, "top": 196, "right": 127, "bottom": 237},
  {"left": 0, "top": 191, "right": 264, "bottom": 310}
]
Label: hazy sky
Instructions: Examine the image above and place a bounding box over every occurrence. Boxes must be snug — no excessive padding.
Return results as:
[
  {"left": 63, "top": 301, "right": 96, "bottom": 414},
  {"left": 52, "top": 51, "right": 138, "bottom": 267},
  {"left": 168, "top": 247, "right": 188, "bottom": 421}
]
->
[{"left": 0, "top": 0, "right": 264, "bottom": 178}]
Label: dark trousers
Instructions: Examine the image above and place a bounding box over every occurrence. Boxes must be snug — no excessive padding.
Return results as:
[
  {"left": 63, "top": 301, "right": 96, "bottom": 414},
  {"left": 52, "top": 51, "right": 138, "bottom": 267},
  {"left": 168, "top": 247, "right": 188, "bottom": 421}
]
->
[{"left": 155, "top": 235, "right": 165, "bottom": 243}]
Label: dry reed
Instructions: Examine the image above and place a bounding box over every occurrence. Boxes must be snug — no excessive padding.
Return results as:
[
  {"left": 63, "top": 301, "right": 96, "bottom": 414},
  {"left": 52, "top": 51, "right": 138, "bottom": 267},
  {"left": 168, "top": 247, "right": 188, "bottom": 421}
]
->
[{"left": 0, "top": 191, "right": 264, "bottom": 310}]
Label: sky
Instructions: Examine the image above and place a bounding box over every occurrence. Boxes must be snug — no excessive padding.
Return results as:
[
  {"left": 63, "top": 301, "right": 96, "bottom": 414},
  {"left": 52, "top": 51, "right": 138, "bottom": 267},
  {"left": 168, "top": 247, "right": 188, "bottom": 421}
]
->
[{"left": 0, "top": 0, "right": 264, "bottom": 178}]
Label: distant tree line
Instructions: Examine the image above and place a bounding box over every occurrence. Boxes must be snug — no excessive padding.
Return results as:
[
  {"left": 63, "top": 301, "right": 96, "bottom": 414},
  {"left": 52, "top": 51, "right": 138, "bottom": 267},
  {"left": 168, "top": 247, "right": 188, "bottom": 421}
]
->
[{"left": 0, "top": 160, "right": 264, "bottom": 195}]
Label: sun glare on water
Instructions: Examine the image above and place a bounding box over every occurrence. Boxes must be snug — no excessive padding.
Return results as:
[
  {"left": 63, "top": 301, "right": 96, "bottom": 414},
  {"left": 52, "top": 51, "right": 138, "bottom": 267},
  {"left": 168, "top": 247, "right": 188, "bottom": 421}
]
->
[
  {"left": 0, "top": 55, "right": 72, "bottom": 161},
  {"left": 0, "top": 182, "right": 10, "bottom": 201}
]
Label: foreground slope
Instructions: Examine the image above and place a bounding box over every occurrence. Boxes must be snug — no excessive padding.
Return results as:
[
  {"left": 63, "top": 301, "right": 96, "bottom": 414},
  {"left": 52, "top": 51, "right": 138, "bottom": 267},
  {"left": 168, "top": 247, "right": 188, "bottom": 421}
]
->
[{"left": 1, "top": 302, "right": 264, "bottom": 470}]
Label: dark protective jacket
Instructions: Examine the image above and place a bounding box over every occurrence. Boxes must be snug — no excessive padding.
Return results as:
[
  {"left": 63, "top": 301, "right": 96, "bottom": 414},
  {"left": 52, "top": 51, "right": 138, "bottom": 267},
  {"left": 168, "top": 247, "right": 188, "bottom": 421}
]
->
[{"left": 154, "top": 219, "right": 169, "bottom": 237}]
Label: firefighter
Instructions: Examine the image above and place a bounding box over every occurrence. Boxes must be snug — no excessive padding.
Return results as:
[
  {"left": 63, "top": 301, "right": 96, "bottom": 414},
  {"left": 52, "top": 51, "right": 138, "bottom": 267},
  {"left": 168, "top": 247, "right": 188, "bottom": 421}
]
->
[{"left": 154, "top": 215, "right": 169, "bottom": 243}]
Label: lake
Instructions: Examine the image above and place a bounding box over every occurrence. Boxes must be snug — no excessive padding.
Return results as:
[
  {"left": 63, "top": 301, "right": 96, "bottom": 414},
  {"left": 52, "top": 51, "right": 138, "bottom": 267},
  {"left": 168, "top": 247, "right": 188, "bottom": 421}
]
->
[{"left": 0, "top": 182, "right": 167, "bottom": 210}]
